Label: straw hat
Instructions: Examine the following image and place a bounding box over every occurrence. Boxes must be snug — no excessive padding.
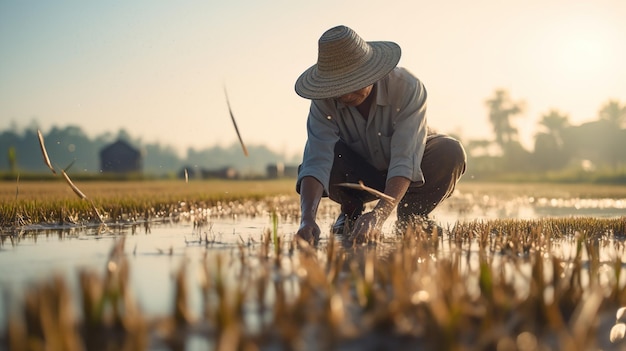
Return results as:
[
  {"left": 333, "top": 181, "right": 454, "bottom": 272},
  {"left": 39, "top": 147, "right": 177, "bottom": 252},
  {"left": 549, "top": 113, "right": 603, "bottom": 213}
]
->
[{"left": 295, "top": 25, "right": 401, "bottom": 100}]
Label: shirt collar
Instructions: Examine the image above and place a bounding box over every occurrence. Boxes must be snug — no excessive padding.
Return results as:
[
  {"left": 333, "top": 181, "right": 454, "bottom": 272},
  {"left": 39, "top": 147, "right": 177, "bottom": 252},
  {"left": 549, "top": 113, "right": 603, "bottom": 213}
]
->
[{"left": 375, "top": 76, "right": 390, "bottom": 106}]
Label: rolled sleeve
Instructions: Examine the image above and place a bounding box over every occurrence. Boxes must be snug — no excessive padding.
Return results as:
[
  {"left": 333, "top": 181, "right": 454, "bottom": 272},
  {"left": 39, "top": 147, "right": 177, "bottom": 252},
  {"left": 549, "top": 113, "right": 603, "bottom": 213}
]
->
[
  {"left": 297, "top": 100, "right": 340, "bottom": 193},
  {"left": 387, "top": 76, "right": 427, "bottom": 185}
]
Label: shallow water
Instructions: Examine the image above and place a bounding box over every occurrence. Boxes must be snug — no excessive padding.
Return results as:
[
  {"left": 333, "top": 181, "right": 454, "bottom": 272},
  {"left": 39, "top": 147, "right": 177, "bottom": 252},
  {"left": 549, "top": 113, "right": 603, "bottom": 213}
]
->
[{"left": 1, "top": 187, "right": 625, "bottom": 347}]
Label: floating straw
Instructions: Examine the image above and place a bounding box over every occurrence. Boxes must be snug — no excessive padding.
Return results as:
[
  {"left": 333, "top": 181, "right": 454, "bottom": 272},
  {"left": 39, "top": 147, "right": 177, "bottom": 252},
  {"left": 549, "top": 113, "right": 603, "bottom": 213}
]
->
[
  {"left": 61, "top": 170, "right": 87, "bottom": 199},
  {"left": 224, "top": 86, "right": 249, "bottom": 157},
  {"left": 336, "top": 180, "right": 396, "bottom": 203},
  {"left": 61, "top": 170, "right": 105, "bottom": 224},
  {"left": 37, "top": 129, "right": 56, "bottom": 174}
]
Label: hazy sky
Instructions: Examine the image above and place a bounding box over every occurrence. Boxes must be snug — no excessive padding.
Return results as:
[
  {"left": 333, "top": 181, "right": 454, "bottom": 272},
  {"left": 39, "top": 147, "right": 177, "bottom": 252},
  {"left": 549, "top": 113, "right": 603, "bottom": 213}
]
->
[{"left": 1, "top": 0, "right": 625, "bottom": 158}]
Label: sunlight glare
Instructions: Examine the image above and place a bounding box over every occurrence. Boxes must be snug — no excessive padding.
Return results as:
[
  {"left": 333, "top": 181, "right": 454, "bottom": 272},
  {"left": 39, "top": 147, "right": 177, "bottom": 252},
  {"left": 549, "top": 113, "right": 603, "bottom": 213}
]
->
[{"left": 549, "top": 13, "right": 616, "bottom": 81}]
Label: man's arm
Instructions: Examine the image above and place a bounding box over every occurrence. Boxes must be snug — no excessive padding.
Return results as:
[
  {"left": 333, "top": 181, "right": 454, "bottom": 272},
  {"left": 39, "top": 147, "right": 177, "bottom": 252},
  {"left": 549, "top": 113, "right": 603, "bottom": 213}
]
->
[
  {"left": 350, "top": 176, "right": 411, "bottom": 243},
  {"left": 372, "top": 176, "right": 411, "bottom": 218},
  {"left": 295, "top": 176, "right": 324, "bottom": 245}
]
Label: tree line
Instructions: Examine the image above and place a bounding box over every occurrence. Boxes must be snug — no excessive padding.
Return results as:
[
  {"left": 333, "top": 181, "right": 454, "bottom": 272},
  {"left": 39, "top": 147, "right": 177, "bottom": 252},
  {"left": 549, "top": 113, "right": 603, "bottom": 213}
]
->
[
  {"left": 467, "top": 89, "right": 626, "bottom": 182},
  {"left": 2, "top": 91, "right": 625, "bottom": 182},
  {"left": 0, "top": 123, "right": 299, "bottom": 178}
]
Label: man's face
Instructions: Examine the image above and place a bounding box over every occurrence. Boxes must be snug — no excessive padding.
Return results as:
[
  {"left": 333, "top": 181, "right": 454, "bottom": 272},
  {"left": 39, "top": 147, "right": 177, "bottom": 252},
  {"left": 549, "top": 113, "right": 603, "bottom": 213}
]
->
[{"left": 337, "top": 85, "right": 373, "bottom": 107}]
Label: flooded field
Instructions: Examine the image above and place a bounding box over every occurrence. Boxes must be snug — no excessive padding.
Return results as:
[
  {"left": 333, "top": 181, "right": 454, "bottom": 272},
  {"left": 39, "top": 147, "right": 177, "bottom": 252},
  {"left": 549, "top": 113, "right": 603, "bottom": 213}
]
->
[{"left": 1, "top": 181, "right": 626, "bottom": 350}]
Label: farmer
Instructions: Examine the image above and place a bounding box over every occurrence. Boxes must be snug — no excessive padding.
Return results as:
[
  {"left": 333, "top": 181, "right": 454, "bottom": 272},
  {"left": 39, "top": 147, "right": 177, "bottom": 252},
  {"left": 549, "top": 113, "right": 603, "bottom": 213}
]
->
[{"left": 294, "top": 25, "right": 466, "bottom": 245}]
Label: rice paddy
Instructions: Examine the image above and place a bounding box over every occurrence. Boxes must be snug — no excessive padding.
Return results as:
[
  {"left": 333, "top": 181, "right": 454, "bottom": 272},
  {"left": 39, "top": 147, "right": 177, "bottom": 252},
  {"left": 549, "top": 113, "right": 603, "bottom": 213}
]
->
[{"left": 1, "top": 180, "right": 626, "bottom": 350}]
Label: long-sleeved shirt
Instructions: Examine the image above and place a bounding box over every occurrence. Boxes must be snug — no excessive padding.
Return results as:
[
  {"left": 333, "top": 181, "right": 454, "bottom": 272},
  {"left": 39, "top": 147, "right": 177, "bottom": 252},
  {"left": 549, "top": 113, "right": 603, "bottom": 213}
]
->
[{"left": 298, "top": 67, "right": 428, "bottom": 193}]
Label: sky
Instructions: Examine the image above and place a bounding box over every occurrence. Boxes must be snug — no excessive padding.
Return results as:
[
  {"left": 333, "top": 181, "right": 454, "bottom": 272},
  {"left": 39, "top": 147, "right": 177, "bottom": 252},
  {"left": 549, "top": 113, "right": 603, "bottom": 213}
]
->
[{"left": 1, "top": 0, "right": 625, "bottom": 158}]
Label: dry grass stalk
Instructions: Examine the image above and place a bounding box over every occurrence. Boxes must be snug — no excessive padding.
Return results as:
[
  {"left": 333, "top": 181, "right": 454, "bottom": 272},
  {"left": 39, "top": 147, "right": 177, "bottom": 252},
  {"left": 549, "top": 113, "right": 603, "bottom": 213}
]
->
[
  {"left": 337, "top": 181, "right": 395, "bottom": 203},
  {"left": 61, "top": 170, "right": 87, "bottom": 199},
  {"left": 31, "top": 131, "right": 109, "bottom": 226},
  {"left": 37, "top": 129, "right": 56, "bottom": 175},
  {"left": 8, "top": 237, "right": 148, "bottom": 351},
  {"left": 61, "top": 170, "right": 105, "bottom": 224}
]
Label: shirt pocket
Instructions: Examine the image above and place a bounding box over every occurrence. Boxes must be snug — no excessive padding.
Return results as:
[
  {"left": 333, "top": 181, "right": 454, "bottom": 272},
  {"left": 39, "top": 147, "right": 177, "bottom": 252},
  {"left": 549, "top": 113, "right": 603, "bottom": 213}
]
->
[{"left": 372, "top": 134, "right": 392, "bottom": 170}]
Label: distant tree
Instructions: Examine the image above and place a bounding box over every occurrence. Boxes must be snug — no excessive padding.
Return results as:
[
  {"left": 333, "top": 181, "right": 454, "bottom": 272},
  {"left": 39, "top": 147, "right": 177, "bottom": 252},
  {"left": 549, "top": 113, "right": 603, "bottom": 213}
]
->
[
  {"left": 538, "top": 110, "right": 570, "bottom": 147},
  {"left": 20, "top": 128, "right": 42, "bottom": 171},
  {"left": 0, "top": 122, "right": 294, "bottom": 176},
  {"left": 598, "top": 99, "right": 626, "bottom": 128},
  {"left": 116, "top": 129, "right": 134, "bottom": 143},
  {"left": 533, "top": 109, "right": 571, "bottom": 170},
  {"left": 0, "top": 130, "right": 19, "bottom": 172},
  {"left": 484, "top": 89, "right": 525, "bottom": 149},
  {"left": 586, "top": 100, "right": 626, "bottom": 168},
  {"left": 501, "top": 142, "right": 532, "bottom": 172},
  {"left": 46, "top": 125, "right": 99, "bottom": 172},
  {"left": 143, "top": 142, "right": 183, "bottom": 176}
]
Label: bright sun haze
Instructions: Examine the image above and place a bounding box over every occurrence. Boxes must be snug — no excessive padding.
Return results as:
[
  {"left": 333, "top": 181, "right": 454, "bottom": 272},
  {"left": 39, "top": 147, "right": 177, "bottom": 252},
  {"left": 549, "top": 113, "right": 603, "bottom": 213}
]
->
[{"left": 0, "top": 0, "right": 624, "bottom": 156}]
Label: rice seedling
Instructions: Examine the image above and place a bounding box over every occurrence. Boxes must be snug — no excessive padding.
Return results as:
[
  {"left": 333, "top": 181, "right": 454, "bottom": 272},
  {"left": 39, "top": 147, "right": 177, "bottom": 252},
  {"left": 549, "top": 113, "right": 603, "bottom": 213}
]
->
[
  {"left": 0, "top": 179, "right": 297, "bottom": 228},
  {"left": 4, "top": 213, "right": 626, "bottom": 350},
  {"left": 2, "top": 178, "right": 626, "bottom": 349},
  {"left": 6, "top": 237, "right": 149, "bottom": 351}
]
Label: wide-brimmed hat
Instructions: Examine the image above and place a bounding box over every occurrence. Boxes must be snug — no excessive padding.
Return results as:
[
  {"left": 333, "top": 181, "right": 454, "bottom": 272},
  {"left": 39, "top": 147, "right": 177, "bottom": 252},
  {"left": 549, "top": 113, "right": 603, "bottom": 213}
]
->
[{"left": 295, "top": 25, "right": 401, "bottom": 100}]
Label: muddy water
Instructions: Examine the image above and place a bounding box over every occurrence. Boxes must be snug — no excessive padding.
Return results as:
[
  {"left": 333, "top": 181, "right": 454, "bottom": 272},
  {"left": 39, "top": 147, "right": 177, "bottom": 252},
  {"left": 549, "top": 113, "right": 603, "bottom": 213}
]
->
[{"left": 0, "top": 188, "right": 625, "bottom": 336}]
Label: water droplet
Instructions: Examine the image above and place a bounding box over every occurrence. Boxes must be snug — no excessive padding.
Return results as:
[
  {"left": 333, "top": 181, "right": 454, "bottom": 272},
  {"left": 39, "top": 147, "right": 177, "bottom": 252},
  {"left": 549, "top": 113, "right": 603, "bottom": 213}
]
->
[
  {"left": 326, "top": 115, "right": 332, "bottom": 120},
  {"left": 377, "top": 132, "right": 381, "bottom": 136}
]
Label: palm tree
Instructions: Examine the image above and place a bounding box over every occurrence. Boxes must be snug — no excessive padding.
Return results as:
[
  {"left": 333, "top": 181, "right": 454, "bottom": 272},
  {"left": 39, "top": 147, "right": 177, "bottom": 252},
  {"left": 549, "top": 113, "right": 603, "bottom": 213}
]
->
[
  {"left": 485, "top": 89, "right": 525, "bottom": 149},
  {"left": 598, "top": 100, "right": 626, "bottom": 128},
  {"left": 538, "top": 109, "right": 569, "bottom": 147},
  {"left": 533, "top": 109, "right": 571, "bottom": 170}
]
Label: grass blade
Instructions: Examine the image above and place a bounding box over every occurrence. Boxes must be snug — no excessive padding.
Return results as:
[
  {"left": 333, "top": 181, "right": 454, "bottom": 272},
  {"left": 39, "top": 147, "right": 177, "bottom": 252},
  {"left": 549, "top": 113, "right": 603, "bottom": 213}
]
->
[
  {"left": 15, "top": 173, "right": 19, "bottom": 201},
  {"left": 63, "top": 159, "right": 76, "bottom": 173}
]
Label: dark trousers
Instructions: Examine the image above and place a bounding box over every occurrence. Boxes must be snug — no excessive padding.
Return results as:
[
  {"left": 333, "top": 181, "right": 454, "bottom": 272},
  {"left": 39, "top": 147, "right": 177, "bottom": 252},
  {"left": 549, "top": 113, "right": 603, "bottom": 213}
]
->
[{"left": 298, "top": 134, "right": 466, "bottom": 220}]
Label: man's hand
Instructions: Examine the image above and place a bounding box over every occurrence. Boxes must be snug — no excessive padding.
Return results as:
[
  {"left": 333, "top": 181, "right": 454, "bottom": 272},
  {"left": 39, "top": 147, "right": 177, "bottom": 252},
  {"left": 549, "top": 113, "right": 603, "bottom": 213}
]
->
[
  {"left": 296, "top": 220, "right": 321, "bottom": 246},
  {"left": 349, "top": 211, "right": 383, "bottom": 244},
  {"left": 347, "top": 176, "right": 411, "bottom": 244},
  {"left": 296, "top": 176, "right": 324, "bottom": 246}
]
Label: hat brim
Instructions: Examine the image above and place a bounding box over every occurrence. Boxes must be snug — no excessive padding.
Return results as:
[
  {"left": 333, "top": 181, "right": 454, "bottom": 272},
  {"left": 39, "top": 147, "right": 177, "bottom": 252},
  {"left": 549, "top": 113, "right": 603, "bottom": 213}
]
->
[{"left": 295, "top": 41, "right": 401, "bottom": 100}]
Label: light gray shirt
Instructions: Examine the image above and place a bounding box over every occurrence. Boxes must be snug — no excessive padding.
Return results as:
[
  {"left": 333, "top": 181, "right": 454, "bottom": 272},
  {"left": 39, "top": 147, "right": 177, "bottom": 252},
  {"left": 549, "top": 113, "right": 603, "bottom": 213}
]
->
[{"left": 298, "top": 67, "right": 428, "bottom": 193}]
